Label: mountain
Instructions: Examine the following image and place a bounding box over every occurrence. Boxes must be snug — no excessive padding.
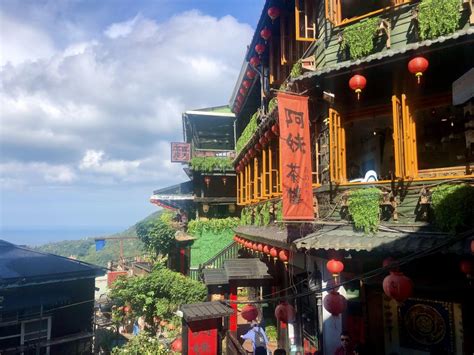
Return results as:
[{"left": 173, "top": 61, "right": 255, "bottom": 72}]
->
[{"left": 35, "top": 211, "right": 162, "bottom": 267}]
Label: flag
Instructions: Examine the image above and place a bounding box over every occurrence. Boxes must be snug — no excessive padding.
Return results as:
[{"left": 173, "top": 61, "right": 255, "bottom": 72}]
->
[{"left": 95, "top": 239, "right": 106, "bottom": 251}]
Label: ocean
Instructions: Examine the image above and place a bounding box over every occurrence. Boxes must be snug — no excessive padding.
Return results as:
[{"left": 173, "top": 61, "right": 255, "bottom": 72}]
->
[{"left": 0, "top": 226, "right": 126, "bottom": 247}]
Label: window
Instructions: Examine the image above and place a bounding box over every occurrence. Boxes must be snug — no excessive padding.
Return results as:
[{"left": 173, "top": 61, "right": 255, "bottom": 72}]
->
[
  {"left": 326, "top": 0, "right": 412, "bottom": 26},
  {"left": 0, "top": 318, "right": 51, "bottom": 355},
  {"left": 295, "top": 0, "right": 318, "bottom": 41}
]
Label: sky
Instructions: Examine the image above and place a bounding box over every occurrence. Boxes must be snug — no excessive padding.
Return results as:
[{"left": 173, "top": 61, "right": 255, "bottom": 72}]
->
[{"left": 0, "top": 0, "right": 264, "bottom": 230}]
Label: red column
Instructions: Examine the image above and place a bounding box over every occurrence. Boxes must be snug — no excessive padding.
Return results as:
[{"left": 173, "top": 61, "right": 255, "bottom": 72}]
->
[
  {"left": 180, "top": 247, "right": 186, "bottom": 275},
  {"left": 229, "top": 282, "right": 238, "bottom": 332}
]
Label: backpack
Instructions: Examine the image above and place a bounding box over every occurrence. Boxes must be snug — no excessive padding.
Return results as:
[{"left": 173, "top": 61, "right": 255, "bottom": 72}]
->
[{"left": 254, "top": 327, "right": 266, "bottom": 348}]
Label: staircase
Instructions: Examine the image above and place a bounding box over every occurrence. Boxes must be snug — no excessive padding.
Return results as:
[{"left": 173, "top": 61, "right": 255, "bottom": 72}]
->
[{"left": 189, "top": 241, "right": 240, "bottom": 281}]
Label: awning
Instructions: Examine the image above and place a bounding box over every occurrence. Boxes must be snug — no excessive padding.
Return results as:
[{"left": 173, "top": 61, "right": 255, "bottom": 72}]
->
[
  {"left": 293, "top": 28, "right": 474, "bottom": 83},
  {"left": 294, "top": 225, "right": 471, "bottom": 255},
  {"left": 150, "top": 181, "right": 194, "bottom": 210},
  {"left": 202, "top": 258, "right": 272, "bottom": 287},
  {"left": 234, "top": 225, "right": 289, "bottom": 249},
  {"left": 180, "top": 301, "right": 234, "bottom": 322}
]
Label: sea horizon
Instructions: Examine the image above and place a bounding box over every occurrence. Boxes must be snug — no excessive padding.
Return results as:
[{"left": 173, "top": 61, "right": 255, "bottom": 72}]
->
[{"left": 0, "top": 226, "right": 127, "bottom": 247}]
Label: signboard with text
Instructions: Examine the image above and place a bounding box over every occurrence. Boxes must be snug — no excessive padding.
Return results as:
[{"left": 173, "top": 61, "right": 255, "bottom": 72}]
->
[
  {"left": 277, "top": 92, "right": 314, "bottom": 220},
  {"left": 171, "top": 142, "right": 191, "bottom": 163}
]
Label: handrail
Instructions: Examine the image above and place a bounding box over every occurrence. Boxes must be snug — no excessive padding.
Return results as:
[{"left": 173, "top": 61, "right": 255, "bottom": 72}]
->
[
  {"left": 226, "top": 331, "right": 249, "bottom": 355},
  {"left": 199, "top": 241, "right": 238, "bottom": 270}
]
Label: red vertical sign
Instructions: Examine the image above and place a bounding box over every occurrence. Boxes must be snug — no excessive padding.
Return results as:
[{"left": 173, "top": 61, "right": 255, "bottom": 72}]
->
[{"left": 277, "top": 92, "right": 314, "bottom": 220}]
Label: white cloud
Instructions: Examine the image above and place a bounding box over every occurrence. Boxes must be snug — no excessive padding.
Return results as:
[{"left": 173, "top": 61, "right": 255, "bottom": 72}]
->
[{"left": 0, "top": 10, "right": 252, "bottom": 192}]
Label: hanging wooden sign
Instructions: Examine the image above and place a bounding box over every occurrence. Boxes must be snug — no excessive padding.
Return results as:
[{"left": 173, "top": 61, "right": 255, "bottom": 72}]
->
[{"left": 277, "top": 92, "right": 314, "bottom": 220}]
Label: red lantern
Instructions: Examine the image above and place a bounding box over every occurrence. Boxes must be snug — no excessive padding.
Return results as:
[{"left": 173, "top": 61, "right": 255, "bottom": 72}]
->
[
  {"left": 237, "top": 95, "right": 243, "bottom": 103},
  {"left": 249, "top": 148, "right": 256, "bottom": 158},
  {"left": 279, "top": 249, "right": 289, "bottom": 263},
  {"left": 326, "top": 259, "right": 344, "bottom": 276},
  {"left": 233, "top": 235, "right": 239, "bottom": 242},
  {"left": 257, "top": 243, "right": 264, "bottom": 252},
  {"left": 263, "top": 245, "right": 270, "bottom": 255},
  {"left": 260, "top": 27, "right": 272, "bottom": 42},
  {"left": 270, "top": 247, "right": 279, "bottom": 259},
  {"left": 222, "top": 176, "right": 227, "bottom": 186},
  {"left": 275, "top": 302, "right": 296, "bottom": 323},
  {"left": 239, "top": 88, "right": 247, "bottom": 96},
  {"left": 264, "top": 130, "right": 274, "bottom": 141},
  {"left": 171, "top": 337, "right": 182, "bottom": 352},
  {"left": 250, "top": 56, "right": 261, "bottom": 67},
  {"left": 254, "top": 143, "right": 262, "bottom": 151},
  {"left": 383, "top": 272, "right": 413, "bottom": 303},
  {"left": 408, "top": 56, "right": 429, "bottom": 84},
  {"left": 204, "top": 176, "right": 211, "bottom": 188},
  {"left": 460, "top": 259, "right": 474, "bottom": 278},
  {"left": 323, "top": 292, "right": 347, "bottom": 316},
  {"left": 348, "top": 74, "right": 367, "bottom": 100},
  {"left": 255, "top": 43, "right": 266, "bottom": 56},
  {"left": 246, "top": 69, "right": 257, "bottom": 79},
  {"left": 252, "top": 242, "right": 258, "bottom": 251},
  {"left": 259, "top": 136, "right": 268, "bottom": 147},
  {"left": 241, "top": 304, "right": 258, "bottom": 321},
  {"left": 242, "top": 80, "right": 251, "bottom": 89},
  {"left": 267, "top": 6, "right": 281, "bottom": 22},
  {"left": 271, "top": 124, "right": 279, "bottom": 136}
]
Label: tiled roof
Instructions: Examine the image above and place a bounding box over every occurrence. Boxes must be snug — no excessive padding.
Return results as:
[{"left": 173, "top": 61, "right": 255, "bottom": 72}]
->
[
  {"left": 294, "top": 225, "right": 471, "bottom": 255},
  {"left": 180, "top": 301, "right": 234, "bottom": 322},
  {"left": 0, "top": 240, "right": 104, "bottom": 287},
  {"left": 294, "top": 28, "right": 474, "bottom": 83},
  {"left": 234, "top": 225, "right": 289, "bottom": 248},
  {"left": 202, "top": 258, "right": 272, "bottom": 286}
]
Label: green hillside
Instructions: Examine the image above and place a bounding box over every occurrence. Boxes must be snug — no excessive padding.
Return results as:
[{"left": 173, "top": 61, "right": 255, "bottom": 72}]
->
[{"left": 35, "top": 211, "right": 161, "bottom": 267}]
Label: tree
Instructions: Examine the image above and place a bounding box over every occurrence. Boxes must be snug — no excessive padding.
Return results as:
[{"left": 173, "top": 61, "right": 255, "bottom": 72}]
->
[{"left": 136, "top": 217, "right": 175, "bottom": 257}]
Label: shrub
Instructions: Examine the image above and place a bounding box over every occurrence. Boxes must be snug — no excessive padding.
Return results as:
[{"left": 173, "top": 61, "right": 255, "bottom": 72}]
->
[{"left": 348, "top": 188, "right": 381, "bottom": 233}]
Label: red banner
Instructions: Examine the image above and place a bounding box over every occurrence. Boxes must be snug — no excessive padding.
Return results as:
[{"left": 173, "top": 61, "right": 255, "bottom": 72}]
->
[{"left": 277, "top": 92, "right": 314, "bottom": 220}]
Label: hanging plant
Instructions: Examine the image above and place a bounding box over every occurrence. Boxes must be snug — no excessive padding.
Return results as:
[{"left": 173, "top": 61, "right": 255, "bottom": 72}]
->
[
  {"left": 431, "top": 184, "right": 474, "bottom": 233},
  {"left": 187, "top": 217, "right": 240, "bottom": 237},
  {"left": 348, "top": 188, "right": 381, "bottom": 233},
  {"left": 275, "top": 200, "right": 283, "bottom": 222},
  {"left": 268, "top": 97, "right": 278, "bottom": 113},
  {"left": 290, "top": 61, "right": 303, "bottom": 79},
  {"left": 417, "top": 0, "right": 461, "bottom": 40},
  {"left": 236, "top": 111, "right": 260, "bottom": 153},
  {"left": 341, "top": 17, "right": 380, "bottom": 59},
  {"left": 261, "top": 201, "right": 272, "bottom": 226},
  {"left": 190, "top": 157, "right": 233, "bottom": 172},
  {"left": 254, "top": 204, "right": 263, "bottom": 226}
]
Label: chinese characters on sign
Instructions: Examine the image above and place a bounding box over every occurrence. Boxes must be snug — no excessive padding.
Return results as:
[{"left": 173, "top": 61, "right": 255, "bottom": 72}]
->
[
  {"left": 171, "top": 142, "right": 191, "bottom": 162},
  {"left": 277, "top": 93, "right": 314, "bottom": 220}
]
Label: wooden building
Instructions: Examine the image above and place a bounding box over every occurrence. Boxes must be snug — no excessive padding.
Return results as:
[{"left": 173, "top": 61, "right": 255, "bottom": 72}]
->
[
  {"left": 228, "top": 0, "right": 474, "bottom": 354},
  {"left": 0, "top": 240, "right": 104, "bottom": 354}
]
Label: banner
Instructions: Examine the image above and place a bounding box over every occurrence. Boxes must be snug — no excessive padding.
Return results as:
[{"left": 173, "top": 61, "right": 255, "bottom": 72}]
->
[{"left": 277, "top": 92, "right": 314, "bottom": 220}]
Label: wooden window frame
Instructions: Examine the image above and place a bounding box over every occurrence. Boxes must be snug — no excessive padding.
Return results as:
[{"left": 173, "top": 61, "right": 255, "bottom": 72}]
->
[
  {"left": 326, "top": 0, "right": 413, "bottom": 27},
  {"left": 295, "top": 0, "right": 318, "bottom": 42}
]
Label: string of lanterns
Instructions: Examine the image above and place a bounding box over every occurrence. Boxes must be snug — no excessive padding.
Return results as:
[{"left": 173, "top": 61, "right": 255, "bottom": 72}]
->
[{"left": 233, "top": 235, "right": 289, "bottom": 265}]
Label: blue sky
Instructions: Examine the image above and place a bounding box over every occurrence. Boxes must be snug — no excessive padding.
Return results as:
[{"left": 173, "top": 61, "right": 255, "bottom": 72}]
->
[{"left": 0, "top": 0, "right": 264, "bottom": 230}]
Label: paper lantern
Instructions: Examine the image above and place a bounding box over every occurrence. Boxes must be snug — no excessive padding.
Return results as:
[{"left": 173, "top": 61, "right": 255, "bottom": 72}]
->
[
  {"left": 246, "top": 69, "right": 257, "bottom": 79},
  {"left": 259, "top": 136, "right": 269, "bottom": 147},
  {"left": 279, "top": 249, "right": 289, "bottom": 263},
  {"left": 241, "top": 304, "right": 258, "bottom": 321},
  {"left": 263, "top": 245, "right": 270, "bottom": 255},
  {"left": 326, "top": 259, "right": 344, "bottom": 276},
  {"left": 383, "top": 272, "right": 413, "bottom": 302},
  {"left": 270, "top": 247, "right": 279, "bottom": 259},
  {"left": 275, "top": 302, "right": 296, "bottom": 323},
  {"left": 204, "top": 176, "right": 211, "bottom": 188},
  {"left": 271, "top": 124, "right": 279, "bottom": 136},
  {"left": 254, "top": 143, "right": 263, "bottom": 151},
  {"left": 257, "top": 243, "right": 264, "bottom": 252},
  {"left": 250, "top": 56, "right": 261, "bottom": 67},
  {"left": 239, "top": 88, "right": 247, "bottom": 96},
  {"left": 260, "top": 27, "right": 272, "bottom": 42},
  {"left": 171, "top": 337, "right": 182, "bottom": 352},
  {"left": 255, "top": 43, "right": 266, "bottom": 56},
  {"left": 408, "top": 56, "right": 429, "bottom": 84},
  {"left": 349, "top": 74, "right": 367, "bottom": 100},
  {"left": 267, "top": 6, "right": 281, "bottom": 22},
  {"left": 264, "top": 130, "right": 274, "bottom": 141},
  {"left": 460, "top": 259, "right": 474, "bottom": 278},
  {"left": 323, "top": 291, "right": 347, "bottom": 316}
]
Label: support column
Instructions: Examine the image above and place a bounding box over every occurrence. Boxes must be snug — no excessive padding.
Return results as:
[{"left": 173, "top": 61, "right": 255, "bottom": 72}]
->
[{"left": 229, "top": 282, "right": 238, "bottom": 333}]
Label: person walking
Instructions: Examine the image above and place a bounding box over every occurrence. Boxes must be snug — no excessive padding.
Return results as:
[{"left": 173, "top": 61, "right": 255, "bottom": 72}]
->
[
  {"left": 334, "top": 331, "right": 354, "bottom": 355},
  {"left": 241, "top": 321, "right": 269, "bottom": 354}
]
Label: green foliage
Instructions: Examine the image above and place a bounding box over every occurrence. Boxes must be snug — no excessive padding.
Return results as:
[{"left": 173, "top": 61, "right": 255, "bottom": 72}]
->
[
  {"left": 236, "top": 111, "right": 259, "bottom": 153},
  {"left": 240, "top": 207, "right": 253, "bottom": 225},
  {"left": 290, "top": 61, "right": 302, "bottom": 78},
  {"left": 268, "top": 97, "right": 278, "bottom": 113},
  {"left": 190, "top": 156, "right": 233, "bottom": 172},
  {"left": 418, "top": 0, "right": 461, "bottom": 40},
  {"left": 261, "top": 201, "right": 272, "bottom": 226},
  {"left": 342, "top": 17, "right": 380, "bottom": 59},
  {"left": 265, "top": 325, "right": 278, "bottom": 342},
  {"left": 136, "top": 218, "right": 176, "bottom": 257},
  {"left": 190, "top": 229, "right": 235, "bottom": 266},
  {"left": 431, "top": 184, "right": 474, "bottom": 233},
  {"left": 110, "top": 265, "right": 207, "bottom": 323},
  {"left": 348, "top": 188, "right": 381, "bottom": 233},
  {"left": 254, "top": 204, "right": 263, "bottom": 226},
  {"left": 111, "top": 332, "right": 168, "bottom": 355},
  {"left": 187, "top": 217, "right": 240, "bottom": 237},
  {"left": 275, "top": 200, "right": 283, "bottom": 222},
  {"left": 35, "top": 211, "right": 162, "bottom": 267}
]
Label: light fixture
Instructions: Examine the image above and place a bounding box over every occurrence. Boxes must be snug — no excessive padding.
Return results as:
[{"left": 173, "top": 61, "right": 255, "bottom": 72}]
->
[
  {"left": 228, "top": 204, "right": 236, "bottom": 213},
  {"left": 202, "top": 204, "right": 210, "bottom": 213}
]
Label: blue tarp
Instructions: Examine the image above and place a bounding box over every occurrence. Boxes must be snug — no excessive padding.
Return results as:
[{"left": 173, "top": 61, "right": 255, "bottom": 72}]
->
[{"left": 95, "top": 239, "right": 106, "bottom": 251}]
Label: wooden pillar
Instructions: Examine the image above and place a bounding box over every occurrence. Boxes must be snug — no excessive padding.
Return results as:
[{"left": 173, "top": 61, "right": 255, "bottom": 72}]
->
[{"left": 229, "top": 282, "right": 238, "bottom": 332}]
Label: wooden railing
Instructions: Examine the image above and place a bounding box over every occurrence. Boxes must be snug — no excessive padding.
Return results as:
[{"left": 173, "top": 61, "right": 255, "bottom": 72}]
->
[
  {"left": 226, "top": 331, "right": 249, "bottom": 355},
  {"left": 188, "top": 242, "right": 240, "bottom": 281}
]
